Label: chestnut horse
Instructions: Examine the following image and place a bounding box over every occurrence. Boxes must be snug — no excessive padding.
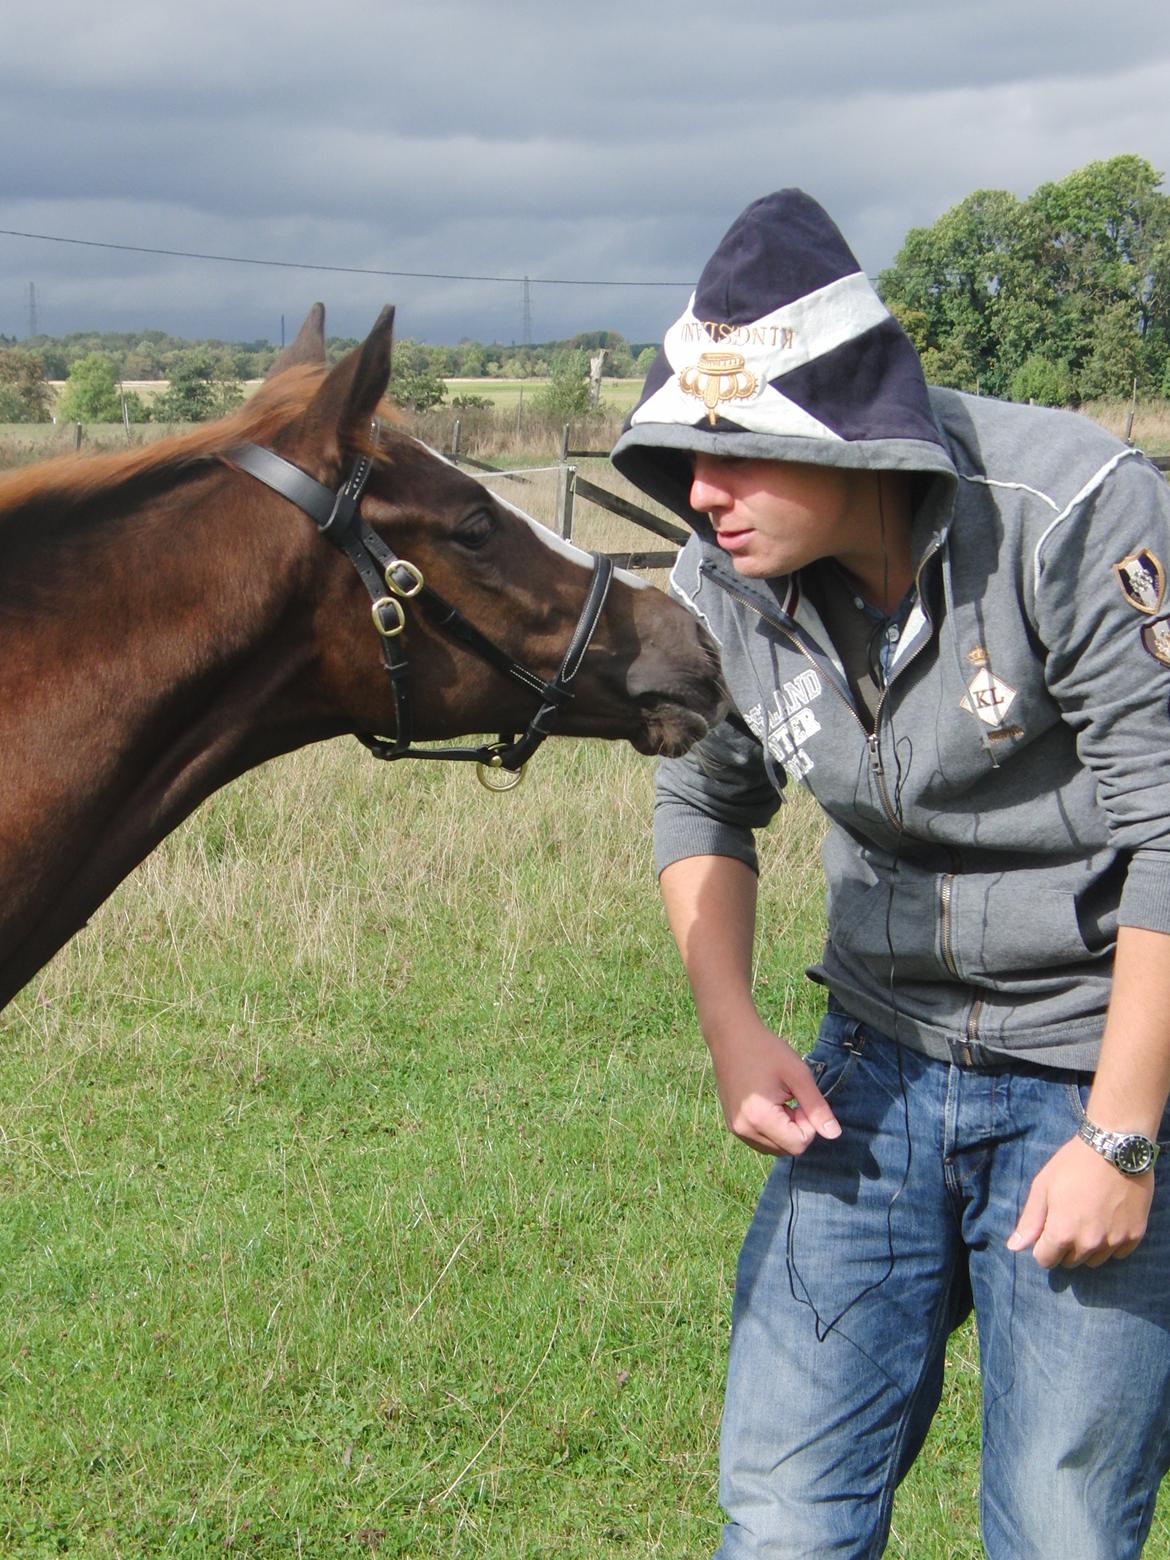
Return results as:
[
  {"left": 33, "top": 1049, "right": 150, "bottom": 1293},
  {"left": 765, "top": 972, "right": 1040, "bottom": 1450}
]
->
[{"left": 0, "top": 306, "right": 723, "bottom": 1009}]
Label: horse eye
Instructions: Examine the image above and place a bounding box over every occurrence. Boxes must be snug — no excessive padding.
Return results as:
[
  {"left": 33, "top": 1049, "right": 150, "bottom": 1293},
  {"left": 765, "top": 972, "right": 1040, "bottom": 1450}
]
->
[{"left": 455, "top": 508, "right": 497, "bottom": 549}]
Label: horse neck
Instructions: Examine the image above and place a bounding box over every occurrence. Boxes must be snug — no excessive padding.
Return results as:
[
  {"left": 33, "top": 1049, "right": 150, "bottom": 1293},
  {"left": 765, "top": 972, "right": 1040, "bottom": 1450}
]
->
[
  {"left": 0, "top": 466, "right": 330, "bottom": 1006},
  {"left": 2, "top": 464, "right": 316, "bottom": 746}
]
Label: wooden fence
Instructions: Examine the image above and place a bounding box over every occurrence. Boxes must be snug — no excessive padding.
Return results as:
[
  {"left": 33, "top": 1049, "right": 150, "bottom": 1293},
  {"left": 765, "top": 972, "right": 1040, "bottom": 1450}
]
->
[{"left": 446, "top": 419, "right": 686, "bottom": 570}]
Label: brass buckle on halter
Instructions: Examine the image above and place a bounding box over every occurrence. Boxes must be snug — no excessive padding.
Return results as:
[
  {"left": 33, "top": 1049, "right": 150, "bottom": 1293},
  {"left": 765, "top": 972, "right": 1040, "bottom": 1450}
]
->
[
  {"left": 476, "top": 744, "right": 526, "bottom": 793},
  {"left": 385, "top": 559, "right": 424, "bottom": 597},
  {"left": 371, "top": 596, "right": 406, "bottom": 637}
]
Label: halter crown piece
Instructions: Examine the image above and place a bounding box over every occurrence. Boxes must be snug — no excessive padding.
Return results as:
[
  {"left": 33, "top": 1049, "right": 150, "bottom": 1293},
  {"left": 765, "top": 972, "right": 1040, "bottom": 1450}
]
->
[{"left": 228, "top": 436, "right": 614, "bottom": 791}]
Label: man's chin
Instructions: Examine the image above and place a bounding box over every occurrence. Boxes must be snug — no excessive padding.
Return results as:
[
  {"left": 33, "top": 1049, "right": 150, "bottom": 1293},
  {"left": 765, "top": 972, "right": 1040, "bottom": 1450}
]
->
[{"left": 728, "top": 554, "right": 775, "bottom": 579}]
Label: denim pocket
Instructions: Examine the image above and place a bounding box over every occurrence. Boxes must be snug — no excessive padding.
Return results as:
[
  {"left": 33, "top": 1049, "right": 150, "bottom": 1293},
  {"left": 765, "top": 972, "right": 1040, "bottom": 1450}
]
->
[{"left": 808, "top": 1033, "right": 863, "bottom": 1103}]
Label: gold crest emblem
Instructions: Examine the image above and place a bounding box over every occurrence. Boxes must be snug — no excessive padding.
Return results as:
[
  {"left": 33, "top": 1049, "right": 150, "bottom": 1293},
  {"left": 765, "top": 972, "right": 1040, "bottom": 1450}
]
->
[
  {"left": 966, "top": 646, "right": 990, "bottom": 667},
  {"left": 678, "top": 351, "right": 759, "bottom": 426},
  {"left": 1113, "top": 550, "right": 1165, "bottom": 615}
]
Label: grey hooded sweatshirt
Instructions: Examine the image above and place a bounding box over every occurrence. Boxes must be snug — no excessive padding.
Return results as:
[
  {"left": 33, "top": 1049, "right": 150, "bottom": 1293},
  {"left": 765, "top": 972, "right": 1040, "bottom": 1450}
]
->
[{"left": 611, "top": 190, "right": 1170, "bottom": 1071}]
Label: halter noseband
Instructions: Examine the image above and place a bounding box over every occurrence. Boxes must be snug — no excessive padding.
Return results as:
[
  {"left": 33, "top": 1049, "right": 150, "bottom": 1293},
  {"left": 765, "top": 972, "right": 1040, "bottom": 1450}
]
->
[{"left": 227, "top": 439, "right": 614, "bottom": 790}]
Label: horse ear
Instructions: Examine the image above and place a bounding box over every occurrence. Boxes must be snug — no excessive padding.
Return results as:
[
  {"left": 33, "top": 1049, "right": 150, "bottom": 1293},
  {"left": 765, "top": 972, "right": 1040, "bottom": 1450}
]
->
[
  {"left": 266, "top": 302, "right": 327, "bottom": 378},
  {"left": 290, "top": 305, "right": 395, "bottom": 464}
]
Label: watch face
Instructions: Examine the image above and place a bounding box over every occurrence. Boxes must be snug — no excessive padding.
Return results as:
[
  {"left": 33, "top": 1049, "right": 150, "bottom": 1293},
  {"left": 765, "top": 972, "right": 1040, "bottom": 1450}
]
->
[{"left": 1115, "top": 1135, "right": 1156, "bottom": 1175}]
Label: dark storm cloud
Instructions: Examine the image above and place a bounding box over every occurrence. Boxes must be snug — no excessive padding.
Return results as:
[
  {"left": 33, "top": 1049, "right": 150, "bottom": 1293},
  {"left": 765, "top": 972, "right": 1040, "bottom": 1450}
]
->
[{"left": 2, "top": 0, "right": 1168, "bottom": 344}]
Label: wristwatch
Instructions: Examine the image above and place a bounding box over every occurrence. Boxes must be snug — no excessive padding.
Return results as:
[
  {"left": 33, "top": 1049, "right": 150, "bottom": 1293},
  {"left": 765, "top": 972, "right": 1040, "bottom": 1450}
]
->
[{"left": 1077, "top": 1115, "right": 1161, "bottom": 1176}]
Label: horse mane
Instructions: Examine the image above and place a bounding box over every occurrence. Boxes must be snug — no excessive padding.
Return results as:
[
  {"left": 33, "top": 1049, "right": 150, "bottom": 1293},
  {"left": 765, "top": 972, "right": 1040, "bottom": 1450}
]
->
[{"left": 0, "top": 367, "right": 399, "bottom": 524}]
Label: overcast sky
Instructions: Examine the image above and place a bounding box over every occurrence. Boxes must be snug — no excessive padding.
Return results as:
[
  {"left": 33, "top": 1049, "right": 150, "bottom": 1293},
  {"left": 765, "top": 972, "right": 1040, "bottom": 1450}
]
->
[{"left": 3, "top": 1, "right": 1168, "bottom": 351}]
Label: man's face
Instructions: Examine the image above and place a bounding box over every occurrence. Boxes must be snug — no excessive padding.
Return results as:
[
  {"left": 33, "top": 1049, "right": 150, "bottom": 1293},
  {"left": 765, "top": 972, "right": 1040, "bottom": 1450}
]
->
[{"left": 688, "top": 453, "right": 866, "bottom": 580}]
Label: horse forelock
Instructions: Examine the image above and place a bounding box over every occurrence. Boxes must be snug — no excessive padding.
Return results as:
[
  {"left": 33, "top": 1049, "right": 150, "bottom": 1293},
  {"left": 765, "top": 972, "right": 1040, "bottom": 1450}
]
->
[{"left": 0, "top": 368, "right": 401, "bottom": 524}]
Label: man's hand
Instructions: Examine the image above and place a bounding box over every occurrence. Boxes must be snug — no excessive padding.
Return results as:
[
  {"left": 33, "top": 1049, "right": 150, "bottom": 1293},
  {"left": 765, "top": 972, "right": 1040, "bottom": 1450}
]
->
[
  {"left": 709, "top": 1018, "right": 842, "bottom": 1157},
  {"left": 1006, "top": 1136, "right": 1154, "bottom": 1269}
]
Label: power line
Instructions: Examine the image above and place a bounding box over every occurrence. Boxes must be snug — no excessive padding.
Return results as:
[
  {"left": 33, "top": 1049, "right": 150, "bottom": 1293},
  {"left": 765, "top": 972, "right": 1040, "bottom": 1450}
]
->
[{"left": 0, "top": 226, "right": 694, "bottom": 290}]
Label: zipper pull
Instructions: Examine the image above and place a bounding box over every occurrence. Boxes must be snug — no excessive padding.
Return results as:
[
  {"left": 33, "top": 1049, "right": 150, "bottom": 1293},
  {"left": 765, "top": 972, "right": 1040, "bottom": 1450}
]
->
[{"left": 867, "top": 731, "right": 884, "bottom": 776}]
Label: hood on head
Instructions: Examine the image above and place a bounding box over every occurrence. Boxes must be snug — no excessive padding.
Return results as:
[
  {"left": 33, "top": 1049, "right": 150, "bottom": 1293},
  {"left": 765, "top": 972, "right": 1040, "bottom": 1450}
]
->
[{"left": 611, "top": 189, "right": 953, "bottom": 526}]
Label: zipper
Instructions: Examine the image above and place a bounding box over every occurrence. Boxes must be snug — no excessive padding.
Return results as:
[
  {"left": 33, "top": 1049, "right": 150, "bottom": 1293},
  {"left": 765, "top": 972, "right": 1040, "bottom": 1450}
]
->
[
  {"left": 702, "top": 547, "right": 983, "bottom": 1040},
  {"left": 703, "top": 565, "right": 910, "bottom": 829},
  {"left": 939, "top": 874, "right": 985, "bottom": 1042},
  {"left": 940, "top": 874, "right": 959, "bottom": 976}
]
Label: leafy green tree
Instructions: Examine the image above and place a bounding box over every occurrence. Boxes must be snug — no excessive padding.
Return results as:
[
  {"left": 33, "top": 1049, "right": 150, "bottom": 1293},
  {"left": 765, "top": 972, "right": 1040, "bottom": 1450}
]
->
[
  {"left": 530, "top": 350, "right": 593, "bottom": 419},
  {"left": 57, "top": 353, "right": 125, "bottom": 422},
  {"left": 0, "top": 348, "right": 53, "bottom": 422},
  {"left": 1009, "top": 355, "right": 1075, "bottom": 407},
  {"left": 878, "top": 188, "right": 1029, "bottom": 396},
  {"left": 879, "top": 156, "right": 1170, "bottom": 402},
  {"left": 455, "top": 341, "right": 488, "bottom": 376},
  {"left": 153, "top": 350, "right": 243, "bottom": 422},
  {"left": 387, "top": 337, "right": 448, "bottom": 412},
  {"left": 391, "top": 365, "right": 447, "bottom": 412}
]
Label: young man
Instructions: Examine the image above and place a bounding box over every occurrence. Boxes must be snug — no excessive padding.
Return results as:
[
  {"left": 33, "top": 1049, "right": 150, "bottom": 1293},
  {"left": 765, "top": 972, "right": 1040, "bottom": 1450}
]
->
[{"left": 611, "top": 190, "right": 1170, "bottom": 1558}]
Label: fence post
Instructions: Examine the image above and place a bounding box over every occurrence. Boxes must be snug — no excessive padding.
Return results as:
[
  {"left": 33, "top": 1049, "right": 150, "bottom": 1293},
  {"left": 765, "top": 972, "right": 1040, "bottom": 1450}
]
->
[
  {"left": 74, "top": 422, "right": 83, "bottom": 451},
  {"left": 560, "top": 423, "right": 570, "bottom": 462},
  {"left": 450, "top": 419, "right": 461, "bottom": 462},
  {"left": 556, "top": 463, "right": 577, "bottom": 541}
]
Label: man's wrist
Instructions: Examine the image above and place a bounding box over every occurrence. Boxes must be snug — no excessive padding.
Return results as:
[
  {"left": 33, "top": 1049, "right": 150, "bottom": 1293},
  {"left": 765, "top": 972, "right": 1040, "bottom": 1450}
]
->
[{"left": 1077, "top": 1115, "right": 1161, "bottom": 1176}]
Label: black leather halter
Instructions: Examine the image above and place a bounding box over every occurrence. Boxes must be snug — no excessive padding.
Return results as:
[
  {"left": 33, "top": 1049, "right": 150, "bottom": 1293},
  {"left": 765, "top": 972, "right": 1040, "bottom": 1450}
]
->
[{"left": 227, "top": 439, "right": 615, "bottom": 789}]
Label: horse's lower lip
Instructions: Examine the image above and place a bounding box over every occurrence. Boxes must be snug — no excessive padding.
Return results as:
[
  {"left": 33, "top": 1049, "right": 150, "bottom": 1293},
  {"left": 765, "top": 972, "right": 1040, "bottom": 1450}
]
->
[{"left": 633, "top": 703, "right": 716, "bottom": 757}]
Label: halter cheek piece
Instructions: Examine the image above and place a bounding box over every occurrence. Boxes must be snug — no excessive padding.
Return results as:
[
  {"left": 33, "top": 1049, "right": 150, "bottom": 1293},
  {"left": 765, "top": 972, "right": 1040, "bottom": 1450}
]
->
[{"left": 227, "top": 439, "right": 614, "bottom": 790}]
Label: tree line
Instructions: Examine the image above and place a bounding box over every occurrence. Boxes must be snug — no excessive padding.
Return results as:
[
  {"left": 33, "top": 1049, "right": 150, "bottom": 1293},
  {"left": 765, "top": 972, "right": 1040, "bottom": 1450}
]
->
[
  {"left": 3, "top": 154, "right": 1168, "bottom": 423},
  {"left": 877, "top": 155, "right": 1170, "bottom": 405},
  {"left": 0, "top": 327, "right": 654, "bottom": 424}
]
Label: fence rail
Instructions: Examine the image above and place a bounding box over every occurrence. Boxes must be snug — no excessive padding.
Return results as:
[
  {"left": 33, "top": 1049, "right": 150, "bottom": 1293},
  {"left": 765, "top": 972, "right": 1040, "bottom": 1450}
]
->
[{"left": 445, "top": 422, "right": 685, "bottom": 563}]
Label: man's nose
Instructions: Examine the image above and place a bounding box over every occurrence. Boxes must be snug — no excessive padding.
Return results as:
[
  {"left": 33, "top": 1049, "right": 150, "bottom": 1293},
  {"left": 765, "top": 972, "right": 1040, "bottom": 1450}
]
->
[{"left": 690, "top": 456, "right": 729, "bottom": 514}]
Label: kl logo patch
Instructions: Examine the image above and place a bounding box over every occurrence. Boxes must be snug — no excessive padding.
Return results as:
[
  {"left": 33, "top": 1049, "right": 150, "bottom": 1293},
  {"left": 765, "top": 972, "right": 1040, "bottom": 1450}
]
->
[
  {"left": 678, "top": 351, "right": 759, "bottom": 426},
  {"left": 1113, "top": 550, "right": 1165, "bottom": 615},
  {"left": 960, "top": 668, "right": 1018, "bottom": 727}
]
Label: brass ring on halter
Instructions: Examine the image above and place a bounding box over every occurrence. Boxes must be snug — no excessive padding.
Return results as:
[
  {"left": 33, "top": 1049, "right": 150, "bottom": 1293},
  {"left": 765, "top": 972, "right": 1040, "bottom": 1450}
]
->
[
  {"left": 371, "top": 596, "right": 406, "bottom": 637},
  {"left": 476, "top": 754, "right": 526, "bottom": 792},
  {"left": 385, "top": 559, "right": 425, "bottom": 597}
]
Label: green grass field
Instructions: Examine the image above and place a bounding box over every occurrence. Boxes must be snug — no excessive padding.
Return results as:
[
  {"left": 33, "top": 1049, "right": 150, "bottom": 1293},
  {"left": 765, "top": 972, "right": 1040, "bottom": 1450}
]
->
[
  {"left": 444, "top": 380, "right": 645, "bottom": 417},
  {"left": 4, "top": 739, "right": 1168, "bottom": 1558},
  {"left": 3, "top": 413, "right": 1170, "bottom": 1555}
]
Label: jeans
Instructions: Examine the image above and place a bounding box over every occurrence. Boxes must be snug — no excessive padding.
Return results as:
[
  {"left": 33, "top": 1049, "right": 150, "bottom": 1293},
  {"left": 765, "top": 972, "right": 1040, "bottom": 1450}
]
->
[{"left": 714, "top": 1005, "right": 1170, "bottom": 1559}]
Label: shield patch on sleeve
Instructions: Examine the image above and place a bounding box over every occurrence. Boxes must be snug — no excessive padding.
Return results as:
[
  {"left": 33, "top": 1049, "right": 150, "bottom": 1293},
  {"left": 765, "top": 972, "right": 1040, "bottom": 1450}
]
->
[
  {"left": 1113, "top": 550, "right": 1166, "bottom": 615},
  {"left": 1140, "top": 617, "right": 1170, "bottom": 669}
]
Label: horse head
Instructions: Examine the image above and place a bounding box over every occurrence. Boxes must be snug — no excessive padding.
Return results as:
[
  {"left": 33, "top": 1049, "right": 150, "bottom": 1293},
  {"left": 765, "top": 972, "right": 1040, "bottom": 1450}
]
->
[{"left": 246, "top": 305, "right": 725, "bottom": 768}]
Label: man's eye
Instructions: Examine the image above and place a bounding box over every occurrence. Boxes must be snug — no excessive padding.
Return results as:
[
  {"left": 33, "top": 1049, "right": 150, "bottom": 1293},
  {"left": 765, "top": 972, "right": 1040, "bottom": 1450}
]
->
[{"left": 455, "top": 509, "right": 496, "bottom": 549}]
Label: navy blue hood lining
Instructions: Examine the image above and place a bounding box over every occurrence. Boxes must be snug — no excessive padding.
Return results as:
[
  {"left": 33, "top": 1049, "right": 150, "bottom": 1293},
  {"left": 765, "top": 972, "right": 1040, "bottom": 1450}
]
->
[{"left": 611, "top": 188, "right": 949, "bottom": 524}]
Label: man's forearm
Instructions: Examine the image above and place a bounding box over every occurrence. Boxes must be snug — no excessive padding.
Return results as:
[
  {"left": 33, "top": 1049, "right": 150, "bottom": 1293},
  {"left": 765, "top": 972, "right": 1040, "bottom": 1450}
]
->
[
  {"left": 659, "top": 852, "right": 840, "bottom": 1154},
  {"left": 659, "top": 853, "right": 761, "bottom": 1042},
  {"left": 1088, "top": 923, "right": 1170, "bottom": 1138}
]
